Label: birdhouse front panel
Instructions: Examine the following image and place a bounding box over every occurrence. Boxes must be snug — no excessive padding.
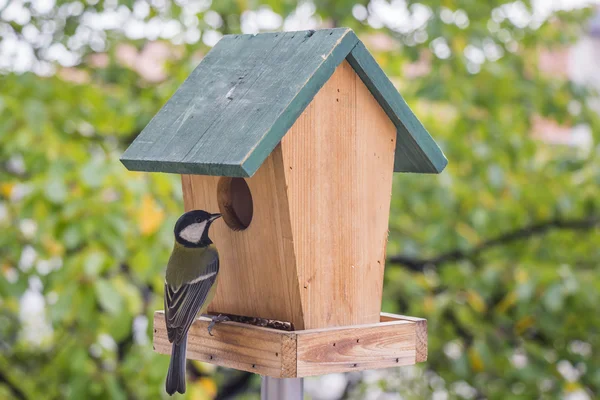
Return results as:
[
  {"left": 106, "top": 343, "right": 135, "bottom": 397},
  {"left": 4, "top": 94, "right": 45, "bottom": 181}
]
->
[
  {"left": 181, "top": 147, "right": 305, "bottom": 329},
  {"left": 280, "top": 60, "right": 396, "bottom": 329}
]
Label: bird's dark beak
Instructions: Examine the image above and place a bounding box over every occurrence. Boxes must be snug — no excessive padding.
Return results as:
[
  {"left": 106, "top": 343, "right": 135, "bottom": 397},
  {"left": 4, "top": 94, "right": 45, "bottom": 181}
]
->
[{"left": 209, "top": 213, "right": 222, "bottom": 222}]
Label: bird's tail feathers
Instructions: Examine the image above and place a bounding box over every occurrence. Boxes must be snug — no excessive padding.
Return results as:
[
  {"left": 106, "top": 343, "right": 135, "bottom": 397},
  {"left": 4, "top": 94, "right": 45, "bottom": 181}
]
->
[{"left": 165, "top": 340, "right": 187, "bottom": 395}]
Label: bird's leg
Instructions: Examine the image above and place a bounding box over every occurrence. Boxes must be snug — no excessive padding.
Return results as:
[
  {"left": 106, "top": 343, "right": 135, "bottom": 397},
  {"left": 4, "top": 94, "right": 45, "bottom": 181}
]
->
[{"left": 207, "top": 314, "right": 230, "bottom": 336}]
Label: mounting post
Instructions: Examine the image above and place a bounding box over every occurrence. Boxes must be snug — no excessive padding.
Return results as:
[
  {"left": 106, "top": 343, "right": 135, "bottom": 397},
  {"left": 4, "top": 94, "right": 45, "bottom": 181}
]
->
[{"left": 261, "top": 377, "right": 303, "bottom": 400}]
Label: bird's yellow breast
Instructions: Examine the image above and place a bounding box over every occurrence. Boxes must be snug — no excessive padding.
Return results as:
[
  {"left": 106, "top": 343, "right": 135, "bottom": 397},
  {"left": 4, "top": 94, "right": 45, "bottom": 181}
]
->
[{"left": 165, "top": 243, "right": 219, "bottom": 287}]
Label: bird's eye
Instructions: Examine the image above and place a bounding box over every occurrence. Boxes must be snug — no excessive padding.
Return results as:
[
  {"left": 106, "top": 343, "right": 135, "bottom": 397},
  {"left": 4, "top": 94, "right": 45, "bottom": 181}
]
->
[{"left": 195, "top": 217, "right": 202, "bottom": 223}]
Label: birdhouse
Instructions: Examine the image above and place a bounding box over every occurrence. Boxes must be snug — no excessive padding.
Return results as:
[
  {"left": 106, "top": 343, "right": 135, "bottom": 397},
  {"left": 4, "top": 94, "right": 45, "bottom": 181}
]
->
[{"left": 121, "top": 28, "right": 446, "bottom": 378}]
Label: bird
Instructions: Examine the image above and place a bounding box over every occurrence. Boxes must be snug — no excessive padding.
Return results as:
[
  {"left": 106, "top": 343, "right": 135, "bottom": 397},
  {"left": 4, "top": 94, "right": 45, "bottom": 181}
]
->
[{"left": 164, "top": 209, "right": 226, "bottom": 396}]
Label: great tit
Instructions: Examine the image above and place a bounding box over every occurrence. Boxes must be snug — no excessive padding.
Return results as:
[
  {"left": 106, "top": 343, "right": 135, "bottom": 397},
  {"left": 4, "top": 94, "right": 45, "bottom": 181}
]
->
[{"left": 164, "top": 209, "right": 223, "bottom": 396}]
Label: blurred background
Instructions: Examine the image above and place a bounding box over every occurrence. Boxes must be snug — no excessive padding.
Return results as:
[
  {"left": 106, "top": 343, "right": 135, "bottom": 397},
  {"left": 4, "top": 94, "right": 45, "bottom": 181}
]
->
[{"left": 1, "top": 0, "right": 599, "bottom": 399}]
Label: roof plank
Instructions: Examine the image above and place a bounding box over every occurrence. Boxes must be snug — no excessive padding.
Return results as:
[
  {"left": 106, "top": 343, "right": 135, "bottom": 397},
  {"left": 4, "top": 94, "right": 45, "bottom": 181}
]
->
[
  {"left": 121, "top": 32, "right": 287, "bottom": 174},
  {"left": 121, "top": 28, "right": 447, "bottom": 177},
  {"left": 183, "top": 29, "right": 358, "bottom": 177}
]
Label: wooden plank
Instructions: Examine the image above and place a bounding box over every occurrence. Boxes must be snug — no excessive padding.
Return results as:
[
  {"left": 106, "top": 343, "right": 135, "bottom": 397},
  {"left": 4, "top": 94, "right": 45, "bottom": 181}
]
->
[
  {"left": 153, "top": 312, "right": 426, "bottom": 378},
  {"left": 281, "top": 60, "right": 396, "bottom": 329},
  {"left": 346, "top": 41, "right": 448, "bottom": 174},
  {"left": 121, "top": 28, "right": 358, "bottom": 177},
  {"left": 153, "top": 311, "right": 290, "bottom": 377},
  {"left": 181, "top": 146, "right": 306, "bottom": 329},
  {"left": 121, "top": 33, "right": 272, "bottom": 172},
  {"left": 381, "top": 313, "right": 427, "bottom": 362},
  {"left": 295, "top": 319, "right": 417, "bottom": 377}
]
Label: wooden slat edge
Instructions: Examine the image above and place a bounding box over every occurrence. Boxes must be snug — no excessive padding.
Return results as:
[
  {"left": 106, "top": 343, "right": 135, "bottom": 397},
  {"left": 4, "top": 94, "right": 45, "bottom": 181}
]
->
[
  {"left": 379, "top": 312, "right": 427, "bottom": 362},
  {"left": 414, "top": 318, "right": 427, "bottom": 362},
  {"left": 380, "top": 312, "right": 425, "bottom": 323},
  {"left": 153, "top": 311, "right": 426, "bottom": 378},
  {"left": 153, "top": 311, "right": 286, "bottom": 377},
  {"left": 280, "top": 333, "right": 298, "bottom": 378},
  {"left": 296, "top": 319, "right": 413, "bottom": 335},
  {"left": 295, "top": 318, "right": 417, "bottom": 377},
  {"left": 346, "top": 41, "right": 447, "bottom": 174}
]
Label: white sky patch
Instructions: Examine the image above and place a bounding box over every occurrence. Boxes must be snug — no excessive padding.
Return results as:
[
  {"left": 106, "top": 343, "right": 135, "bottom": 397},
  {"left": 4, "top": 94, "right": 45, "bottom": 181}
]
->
[
  {"left": 19, "top": 218, "right": 37, "bottom": 239},
  {"left": 4, "top": 267, "right": 18, "bottom": 284},
  {"left": 352, "top": 4, "right": 368, "bottom": 21},
  {"left": 304, "top": 373, "right": 347, "bottom": 400},
  {"left": 161, "top": 19, "right": 182, "bottom": 39},
  {"left": 464, "top": 44, "right": 486, "bottom": 64},
  {"left": 431, "top": 37, "right": 451, "bottom": 59},
  {"left": 565, "top": 390, "right": 592, "bottom": 400},
  {"left": 133, "top": 315, "right": 149, "bottom": 345},
  {"left": 19, "top": 245, "right": 37, "bottom": 272},
  {"left": 98, "top": 332, "right": 117, "bottom": 351},
  {"left": 0, "top": 0, "right": 597, "bottom": 72},
  {"left": 283, "top": 2, "right": 319, "bottom": 32},
  {"left": 241, "top": 6, "right": 283, "bottom": 34},
  {"left": 451, "top": 381, "right": 478, "bottom": 399},
  {"left": 19, "top": 283, "right": 53, "bottom": 347},
  {"left": 569, "top": 340, "right": 592, "bottom": 357},
  {"left": 184, "top": 27, "right": 200, "bottom": 44},
  {"left": 368, "top": 0, "right": 432, "bottom": 33},
  {"left": 443, "top": 340, "right": 463, "bottom": 360},
  {"left": 510, "top": 349, "right": 528, "bottom": 368},
  {"left": 32, "top": 0, "right": 56, "bottom": 14},
  {"left": 204, "top": 10, "right": 223, "bottom": 29},
  {"left": 202, "top": 29, "right": 221, "bottom": 47},
  {"left": 133, "top": 0, "right": 149, "bottom": 19}
]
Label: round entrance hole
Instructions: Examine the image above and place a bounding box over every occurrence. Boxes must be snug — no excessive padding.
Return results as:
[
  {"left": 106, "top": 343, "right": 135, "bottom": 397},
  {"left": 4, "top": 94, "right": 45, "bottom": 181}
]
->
[{"left": 217, "top": 177, "right": 253, "bottom": 231}]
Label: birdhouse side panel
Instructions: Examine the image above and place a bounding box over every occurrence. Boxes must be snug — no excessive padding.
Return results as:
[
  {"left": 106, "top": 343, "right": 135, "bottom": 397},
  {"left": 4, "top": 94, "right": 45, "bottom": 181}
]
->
[
  {"left": 281, "top": 60, "right": 396, "bottom": 330},
  {"left": 181, "top": 146, "right": 305, "bottom": 329}
]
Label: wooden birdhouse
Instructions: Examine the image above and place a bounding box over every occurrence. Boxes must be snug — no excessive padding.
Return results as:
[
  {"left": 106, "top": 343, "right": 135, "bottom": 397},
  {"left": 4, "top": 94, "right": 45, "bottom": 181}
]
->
[{"left": 121, "top": 28, "right": 446, "bottom": 378}]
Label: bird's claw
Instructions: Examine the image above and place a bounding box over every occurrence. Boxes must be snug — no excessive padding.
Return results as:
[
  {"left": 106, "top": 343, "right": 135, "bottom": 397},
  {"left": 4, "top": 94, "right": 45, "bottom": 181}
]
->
[{"left": 207, "top": 314, "right": 230, "bottom": 336}]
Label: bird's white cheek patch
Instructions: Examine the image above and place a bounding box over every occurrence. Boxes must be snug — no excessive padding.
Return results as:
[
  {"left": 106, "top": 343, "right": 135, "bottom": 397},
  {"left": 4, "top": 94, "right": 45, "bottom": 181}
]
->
[{"left": 179, "top": 221, "right": 207, "bottom": 243}]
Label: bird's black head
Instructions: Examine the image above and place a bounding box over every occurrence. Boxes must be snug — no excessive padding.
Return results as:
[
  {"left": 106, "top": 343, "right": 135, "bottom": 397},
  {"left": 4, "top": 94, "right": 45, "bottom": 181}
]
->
[{"left": 174, "top": 210, "right": 221, "bottom": 248}]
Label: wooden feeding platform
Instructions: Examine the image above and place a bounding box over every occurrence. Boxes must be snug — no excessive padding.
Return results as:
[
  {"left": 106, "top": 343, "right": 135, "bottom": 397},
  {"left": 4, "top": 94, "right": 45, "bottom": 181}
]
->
[
  {"left": 153, "top": 312, "right": 427, "bottom": 378},
  {"left": 121, "top": 27, "right": 446, "bottom": 379}
]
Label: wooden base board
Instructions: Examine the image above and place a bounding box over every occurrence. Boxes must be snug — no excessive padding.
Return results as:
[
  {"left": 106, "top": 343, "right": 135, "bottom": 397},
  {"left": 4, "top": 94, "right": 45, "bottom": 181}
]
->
[{"left": 153, "top": 311, "right": 427, "bottom": 378}]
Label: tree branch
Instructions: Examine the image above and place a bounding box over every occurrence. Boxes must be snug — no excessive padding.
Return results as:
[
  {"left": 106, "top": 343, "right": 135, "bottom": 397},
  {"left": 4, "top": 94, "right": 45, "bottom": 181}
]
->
[
  {"left": 0, "top": 369, "right": 27, "bottom": 400},
  {"left": 388, "top": 216, "right": 600, "bottom": 272}
]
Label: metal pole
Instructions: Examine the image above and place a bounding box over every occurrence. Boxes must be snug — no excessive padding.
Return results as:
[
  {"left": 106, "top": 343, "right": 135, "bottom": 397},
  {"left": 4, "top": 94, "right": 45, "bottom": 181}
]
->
[{"left": 261, "top": 377, "right": 304, "bottom": 400}]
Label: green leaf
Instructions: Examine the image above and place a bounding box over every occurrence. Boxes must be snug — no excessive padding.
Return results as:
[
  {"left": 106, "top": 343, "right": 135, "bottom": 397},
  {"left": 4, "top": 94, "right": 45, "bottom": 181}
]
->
[{"left": 94, "top": 279, "right": 123, "bottom": 315}]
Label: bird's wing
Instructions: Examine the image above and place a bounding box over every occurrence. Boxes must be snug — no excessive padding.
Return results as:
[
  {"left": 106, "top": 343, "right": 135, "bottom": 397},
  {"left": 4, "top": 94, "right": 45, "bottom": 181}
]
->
[{"left": 164, "top": 254, "right": 219, "bottom": 344}]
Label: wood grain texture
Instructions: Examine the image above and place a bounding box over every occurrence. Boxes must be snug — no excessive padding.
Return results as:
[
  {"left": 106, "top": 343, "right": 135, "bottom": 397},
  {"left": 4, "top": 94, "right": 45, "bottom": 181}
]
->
[
  {"left": 181, "top": 146, "right": 306, "bottom": 329},
  {"left": 295, "top": 319, "right": 417, "bottom": 377},
  {"left": 153, "top": 312, "right": 426, "bottom": 378},
  {"left": 153, "top": 311, "right": 290, "bottom": 377},
  {"left": 281, "top": 60, "right": 396, "bottom": 329},
  {"left": 281, "top": 333, "right": 298, "bottom": 378},
  {"left": 346, "top": 41, "right": 448, "bottom": 173},
  {"left": 381, "top": 313, "right": 427, "bottom": 362},
  {"left": 121, "top": 28, "right": 358, "bottom": 177}
]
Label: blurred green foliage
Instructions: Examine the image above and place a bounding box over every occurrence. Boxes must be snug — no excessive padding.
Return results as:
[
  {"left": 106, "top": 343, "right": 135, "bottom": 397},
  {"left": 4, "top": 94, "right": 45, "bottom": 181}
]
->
[{"left": 1, "top": 0, "right": 599, "bottom": 399}]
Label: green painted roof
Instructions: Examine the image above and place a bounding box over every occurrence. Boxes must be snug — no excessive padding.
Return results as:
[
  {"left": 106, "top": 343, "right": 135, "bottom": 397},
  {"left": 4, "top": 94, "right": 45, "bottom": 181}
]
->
[{"left": 121, "top": 28, "right": 447, "bottom": 177}]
